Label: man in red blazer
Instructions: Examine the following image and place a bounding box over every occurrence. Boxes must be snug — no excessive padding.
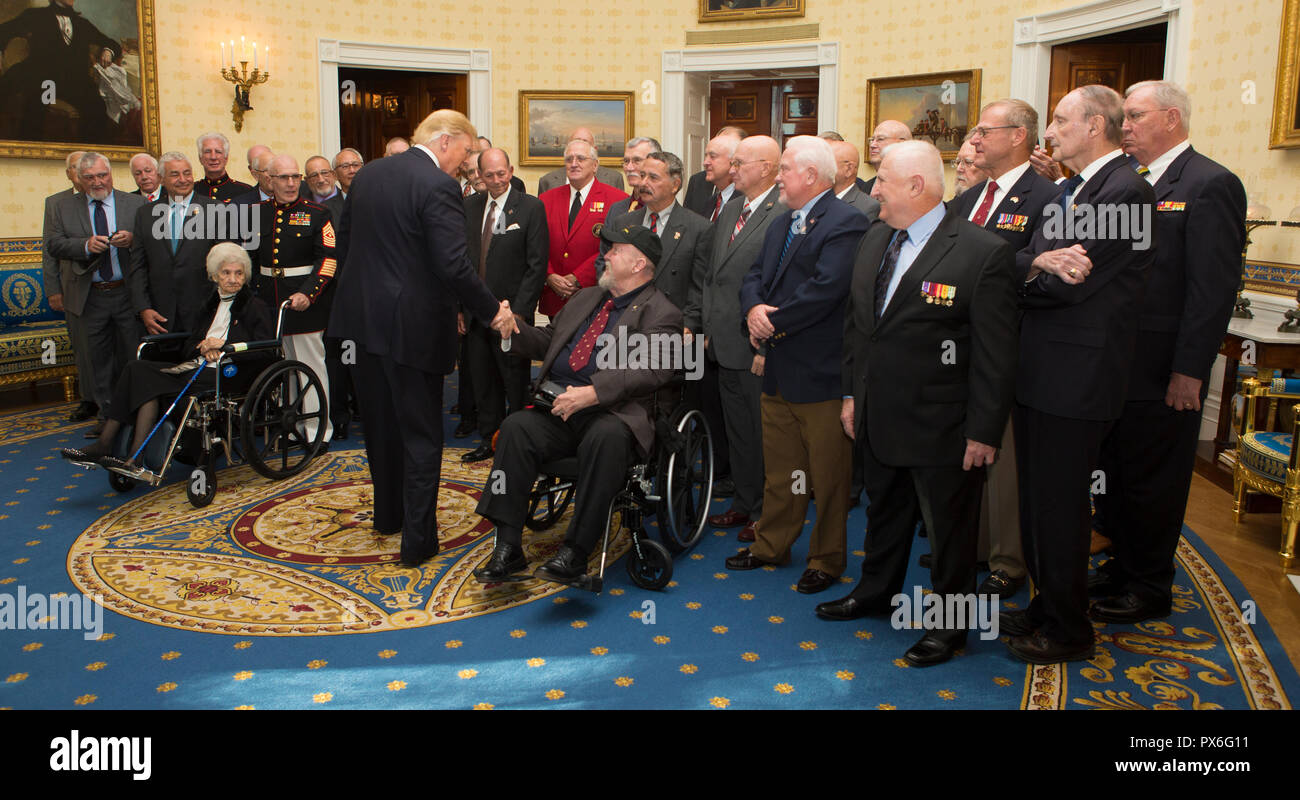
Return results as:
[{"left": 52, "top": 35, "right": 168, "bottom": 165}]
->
[{"left": 538, "top": 139, "right": 627, "bottom": 316}]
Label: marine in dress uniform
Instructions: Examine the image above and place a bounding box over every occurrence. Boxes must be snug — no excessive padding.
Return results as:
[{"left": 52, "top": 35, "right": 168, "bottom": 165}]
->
[
  {"left": 250, "top": 195, "right": 338, "bottom": 441},
  {"left": 195, "top": 173, "right": 252, "bottom": 204}
]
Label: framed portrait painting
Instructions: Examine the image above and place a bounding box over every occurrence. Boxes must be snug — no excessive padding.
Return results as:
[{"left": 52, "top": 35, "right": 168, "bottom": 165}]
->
[
  {"left": 867, "top": 69, "right": 982, "bottom": 159},
  {"left": 518, "top": 90, "right": 634, "bottom": 168},
  {"left": 699, "top": 0, "right": 805, "bottom": 24},
  {"left": 1270, "top": 0, "right": 1300, "bottom": 148},
  {"left": 0, "top": 0, "right": 162, "bottom": 160}
]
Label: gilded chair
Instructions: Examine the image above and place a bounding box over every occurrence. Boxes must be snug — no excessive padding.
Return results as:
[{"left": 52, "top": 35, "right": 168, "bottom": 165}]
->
[{"left": 1232, "top": 377, "right": 1299, "bottom": 569}]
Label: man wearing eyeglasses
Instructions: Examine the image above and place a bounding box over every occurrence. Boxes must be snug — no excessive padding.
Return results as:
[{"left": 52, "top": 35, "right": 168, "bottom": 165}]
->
[
  {"left": 332, "top": 149, "right": 364, "bottom": 197},
  {"left": 863, "top": 120, "right": 912, "bottom": 194},
  {"left": 951, "top": 136, "right": 983, "bottom": 197},
  {"left": 594, "top": 137, "right": 663, "bottom": 267},
  {"left": 536, "top": 128, "right": 625, "bottom": 194},
  {"left": 538, "top": 139, "right": 628, "bottom": 316},
  {"left": 251, "top": 154, "right": 339, "bottom": 442},
  {"left": 947, "top": 99, "right": 1061, "bottom": 602}
]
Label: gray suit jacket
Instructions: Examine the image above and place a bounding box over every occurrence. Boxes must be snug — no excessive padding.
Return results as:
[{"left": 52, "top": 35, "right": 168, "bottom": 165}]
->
[
  {"left": 537, "top": 165, "right": 624, "bottom": 195},
  {"left": 41, "top": 188, "right": 75, "bottom": 298},
  {"left": 45, "top": 189, "right": 145, "bottom": 316},
  {"left": 608, "top": 202, "right": 713, "bottom": 330},
  {"left": 838, "top": 184, "right": 880, "bottom": 221},
  {"left": 702, "top": 184, "right": 786, "bottom": 370},
  {"left": 127, "top": 193, "right": 229, "bottom": 334}
]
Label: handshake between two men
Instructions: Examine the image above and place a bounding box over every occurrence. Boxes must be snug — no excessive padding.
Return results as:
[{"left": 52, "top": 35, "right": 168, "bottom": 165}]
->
[{"left": 486, "top": 299, "right": 598, "bottom": 422}]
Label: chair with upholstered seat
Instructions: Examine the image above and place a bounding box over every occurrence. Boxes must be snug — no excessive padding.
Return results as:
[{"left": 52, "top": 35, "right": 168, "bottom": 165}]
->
[{"left": 1232, "top": 376, "right": 1300, "bottom": 570}]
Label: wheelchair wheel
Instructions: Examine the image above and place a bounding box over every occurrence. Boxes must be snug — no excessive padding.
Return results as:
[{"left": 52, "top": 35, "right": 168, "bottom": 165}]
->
[
  {"left": 657, "top": 407, "right": 714, "bottom": 553},
  {"left": 525, "top": 477, "right": 574, "bottom": 531},
  {"left": 107, "top": 471, "right": 135, "bottom": 493},
  {"left": 186, "top": 459, "right": 217, "bottom": 508},
  {"left": 240, "top": 359, "right": 328, "bottom": 480},
  {"left": 626, "top": 536, "right": 672, "bottom": 590}
]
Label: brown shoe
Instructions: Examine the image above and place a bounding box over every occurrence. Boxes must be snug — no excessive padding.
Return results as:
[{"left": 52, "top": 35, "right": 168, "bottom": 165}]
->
[
  {"left": 737, "top": 522, "right": 757, "bottom": 543},
  {"left": 707, "top": 509, "right": 750, "bottom": 528},
  {"left": 725, "top": 548, "right": 776, "bottom": 570},
  {"left": 1089, "top": 530, "right": 1112, "bottom": 555}
]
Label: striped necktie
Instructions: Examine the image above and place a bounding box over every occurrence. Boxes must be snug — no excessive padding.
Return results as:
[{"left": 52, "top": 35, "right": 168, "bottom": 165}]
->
[
  {"left": 730, "top": 206, "right": 751, "bottom": 244},
  {"left": 778, "top": 211, "right": 802, "bottom": 264}
]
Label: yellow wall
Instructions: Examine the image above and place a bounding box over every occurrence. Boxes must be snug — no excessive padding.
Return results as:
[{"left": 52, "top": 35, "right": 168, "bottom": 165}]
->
[{"left": 3, "top": 0, "right": 1298, "bottom": 263}]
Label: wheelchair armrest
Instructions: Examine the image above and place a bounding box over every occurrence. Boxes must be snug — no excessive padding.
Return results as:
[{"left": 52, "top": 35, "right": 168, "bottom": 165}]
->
[
  {"left": 137, "top": 332, "right": 192, "bottom": 360},
  {"left": 222, "top": 339, "right": 282, "bottom": 354}
]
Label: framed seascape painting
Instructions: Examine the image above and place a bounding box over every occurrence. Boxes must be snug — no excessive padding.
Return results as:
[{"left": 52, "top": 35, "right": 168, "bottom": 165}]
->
[
  {"left": 0, "top": 0, "right": 162, "bottom": 160},
  {"left": 699, "top": 0, "right": 805, "bottom": 24},
  {"left": 1269, "top": 0, "right": 1300, "bottom": 148},
  {"left": 518, "top": 90, "right": 634, "bottom": 168},
  {"left": 867, "top": 69, "right": 981, "bottom": 159}
]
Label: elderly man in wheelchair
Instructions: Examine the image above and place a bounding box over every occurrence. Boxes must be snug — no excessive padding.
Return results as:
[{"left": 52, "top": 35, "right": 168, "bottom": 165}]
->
[
  {"left": 60, "top": 241, "right": 327, "bottom": 505},
  {"left": 475, "top": 224, "right": 712, "bottom": 591}
]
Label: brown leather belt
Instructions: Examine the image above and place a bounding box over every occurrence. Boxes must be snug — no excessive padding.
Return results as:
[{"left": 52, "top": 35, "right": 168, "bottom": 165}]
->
[{"left": 91, "top": 280, "right": 124, "bottom": 290}]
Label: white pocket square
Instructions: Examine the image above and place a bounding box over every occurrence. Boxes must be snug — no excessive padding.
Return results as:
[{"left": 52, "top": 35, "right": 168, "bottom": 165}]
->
[{"left": 504, "top": 223, "right": 521, "bottom": 231}]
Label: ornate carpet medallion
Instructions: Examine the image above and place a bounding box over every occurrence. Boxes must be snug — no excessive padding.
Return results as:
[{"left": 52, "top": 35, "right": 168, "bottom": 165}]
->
[{"left": 67, "top": 449, "right": 628, "bottom": 636}]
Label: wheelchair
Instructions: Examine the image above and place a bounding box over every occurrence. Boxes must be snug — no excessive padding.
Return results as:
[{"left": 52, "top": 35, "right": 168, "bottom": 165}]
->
[
  {"left": 520, "top": 381, "right": 715, "bottom": 593},
  {"left": 82, "top": 301, "right": 328, "bottom": 508}
]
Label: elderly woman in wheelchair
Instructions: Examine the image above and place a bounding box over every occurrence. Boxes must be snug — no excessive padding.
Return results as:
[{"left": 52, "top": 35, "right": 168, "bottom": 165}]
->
[
  {"left": 62, "top": 242, "right": 275, "bottom": 471},
  {"left": 472, "top": 224, "right": 713, "bottom": 592}
]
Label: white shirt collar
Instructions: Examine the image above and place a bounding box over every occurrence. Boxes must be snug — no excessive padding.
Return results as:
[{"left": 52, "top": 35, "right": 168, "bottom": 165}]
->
[
  {"left": 1075, "top": 148, "right": 1124, "bottom": 189},
  {"left": 569, "top": 177, "right": 595, "bottom": 206},
  {"left": 414, "top": 144, "right": 440, "bottom": 169},
  {"left": 988, "top": 160, "right": 1031, "bottom": 190},
  {"left": 744, "top": 184, "right": 778, "bottom": 215},
  {"left": 1141, "top": 139, "right": 1191, "bottom": 186},
  {"left": 168, "top": 191, "right": 194, "bottom": 206},
  {"left": 483, "top": 185, "right": 510, "bottom": 231},
  {"left": 643, "top": 201, "right": 673, "bottom": 234},
  {"left": 835, "top": 184, "right": 854, "bottom": 200}
]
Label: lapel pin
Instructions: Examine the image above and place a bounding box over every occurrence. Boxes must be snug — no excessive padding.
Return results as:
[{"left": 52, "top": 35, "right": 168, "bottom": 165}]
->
[
  {"left": 1010, "top": 196, "right": 1020, "bottom": 203},
  {"left": 673, "top": 231, "right": 681, "bottom": 240}
]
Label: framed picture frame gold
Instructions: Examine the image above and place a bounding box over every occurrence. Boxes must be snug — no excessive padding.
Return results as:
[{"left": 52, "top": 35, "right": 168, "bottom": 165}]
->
[
  {"left": 867, "top": 69, "right": 981, "bottom": 160},
  {"left": 1269, "top": 0, "right": 1300, "bottom": 149},
  {"left": 698, "top": 0, "right": 805, "bottom": 24},
  {"left": 0, "top": 0, "right": 162, "bottom": 161},
  {"left": 518, "top": 90, "right": 634, "bottom": 168},
  {"left": 724, "top": 94, "right": 758, "bottom": 125}
]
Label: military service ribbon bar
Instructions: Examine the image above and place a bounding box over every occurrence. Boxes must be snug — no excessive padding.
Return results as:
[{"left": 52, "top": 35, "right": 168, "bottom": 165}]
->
[
  {"left": 1156, "top": 201, "right": 1187, "bottom": 212},
  {"left": 921, "top": 281, "right": 956, "bottom": 306}
]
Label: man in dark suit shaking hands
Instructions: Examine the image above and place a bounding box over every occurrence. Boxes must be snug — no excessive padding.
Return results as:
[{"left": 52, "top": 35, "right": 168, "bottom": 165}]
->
[
  {"left": 330, "top": 110, "right": 516, "bottom": 568},
  {"left": 1090, "top": 81, "right": 1247, "bottom": 622},
  {"left": 726, "top": 136, "right": 869, "bottom": 594},
  {"left": 1002, "top": 86, "right": 1156, "bottom": 663},
  {"left": 817, "top": 141, "right": 1018, "bottom": 666}
]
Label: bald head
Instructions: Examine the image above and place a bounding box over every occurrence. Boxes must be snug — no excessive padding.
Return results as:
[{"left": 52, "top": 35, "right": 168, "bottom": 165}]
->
[
  {"left": 870, "top": 140, "right": 944, "bottom": 229},
  {"left": 65, "top": 150, "right": 86, "bottom": 189},
  {"left": 867, "top": 119, "right": 912, "bottom": 168},
  {"left": 730, "top": 135, "right": 780, "bottom": 200},
  {"left": 268, "top": 155, "right": 301, "bottom": 204},
  {"left": 570, "top": 127, "right": 596, "bottom": 147},
  {"left": 830, "top": 141, "right": 861, "bottom": 193},
  {"left": 252, "top": 150, "right": 276, "bottom": 193},
  {"left": 247, "top": 144, "right": 271, "bottom": 171}
]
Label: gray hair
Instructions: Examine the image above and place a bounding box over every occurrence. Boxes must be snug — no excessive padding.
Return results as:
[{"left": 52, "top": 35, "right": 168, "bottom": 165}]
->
[
  {"left": 984, "top": 98, "right": 1040, "bottom": 147},
  {"left": 196, "top": 131, "right": 231, "bottom": 156},
  {"left": 159, "top": 151, "right": 190, "bottom": 171},
  {"left": 1126, "top": 79, "right": 1192, "bottom": 132},
  {"left": 818, "top": 130, "right": 845, "bottom": 141},
  {"left": 626, "top": 136, "right": 661, "bottom": 151},
  {"left": 77, "top": 151, "right": 110, "bottom": 176},
  {"left": 785, "top": 135, "right": 836, "bottom": 184},
  {"left": 205, "top": 241, "right": 252, "bottom": 284},
  {"left": 565, "top": 139, "right": 599, "bottom": 161},
  {"left": 1074, "top": 85, "right": 1125, "bottom": 144},
  {"left": 129, "top": 152, "right": 158, "bottom": 172},
  {"left": 332, "top": 148, "right": 364, "bottom": 169},
  {"left": 644, "top": 151, "right": 684, "bottom": 184},
  {"left": 881, "top": 140, "right": 945, "bottom": 200}
]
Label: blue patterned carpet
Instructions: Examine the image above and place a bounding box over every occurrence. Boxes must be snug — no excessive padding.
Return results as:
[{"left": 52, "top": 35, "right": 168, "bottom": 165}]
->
[{"left": 0, "top": 380, "right": 1296, "bottom": 710}]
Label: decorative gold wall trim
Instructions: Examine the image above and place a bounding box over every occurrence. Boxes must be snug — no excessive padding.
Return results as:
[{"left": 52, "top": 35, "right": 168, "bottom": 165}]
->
[
  {"left": 684, "top": 23, "right": 819, "bottom": 46},
  {"left": 1244, "top": 258, "right": 1300, "bottom": 297}
]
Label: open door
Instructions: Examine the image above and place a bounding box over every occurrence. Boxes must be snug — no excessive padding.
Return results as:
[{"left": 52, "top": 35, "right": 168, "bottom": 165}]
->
[{"left": 683, "top": 72, "right": 710, "bottom": 178}]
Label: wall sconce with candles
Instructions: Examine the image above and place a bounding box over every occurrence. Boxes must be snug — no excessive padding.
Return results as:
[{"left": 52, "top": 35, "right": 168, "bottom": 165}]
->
[
  {"left": 220, "top": 36, "right": 269, "bottom": 133},
  {"left": 1236, "top": 203, "right": 1277, "bottom": 321},
  {"left": 1274, "top": 206, "right": 1300, "bottom": 332}
]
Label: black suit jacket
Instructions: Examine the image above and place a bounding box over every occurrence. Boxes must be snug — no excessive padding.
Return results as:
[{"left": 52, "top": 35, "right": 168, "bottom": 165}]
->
[
  {"left": 128, "top": 193, "right": 231, "bottom": 334},
  {"left": 945, "top": 164, "right": 1058, "bottom": 253},
  {"left": 739, "top": 191, "right": 870, "bottom": 403},
  {"left": 860, "top": 176, "right": 876, "bottom": 195},
  {"left": 509, "top": 285, "right": 683, "bottom": 456},
  {"left": 329, "top": 147, "right": 499, "bottom": 375},
  {"left": 1015, "top": 153, "right": 1156, "bottom": 420},
  {"left": 843, "top": 212, "right": 1018, "bottom": 466},
  {"left": 607, "top": 203, "right": 713, "bottom": 329},
  {"left": 464, "top": 189, "right": 548, "bottom": 323},
  {"left": 1127, "top": 146, "right": 1246, "bottom": 400},
  {"left": 181, "top": 285, "right": 274, "bottom": 366},
  {"left": 683, "top": 171, "right": 717, "bottom": 219}
]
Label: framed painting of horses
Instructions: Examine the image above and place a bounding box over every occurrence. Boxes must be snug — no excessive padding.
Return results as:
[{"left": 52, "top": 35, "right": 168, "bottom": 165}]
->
[{"left": 867, "top": 70, "right": 981, "bottom": 160}]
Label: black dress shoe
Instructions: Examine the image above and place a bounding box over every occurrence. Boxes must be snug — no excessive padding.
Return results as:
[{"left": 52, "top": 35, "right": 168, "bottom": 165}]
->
[
  {"left": 474, "top": 544, "right": 528, "bottom": 581},
  {"left": 1089, "top": 592, "right": 1171, "bottom": 624},
  {"left": 904, "top": 633, "right": 961, "bottom": 667},
  {"left": 796, "top": 568, "right": 835, "bottom": 594},
  {"left": 815, "top": 595, "right": 885, "bottom": 621},
  {"left": 1087, "top": 571, "right": 1124, "bottom": 597},
  {"left": 399, "top": 541, "right": 440, "bottom": 568},
  {"left": 918, "top": 552, "right": 932, "bottom": 569},
  {"left": 999, "top": 609, "right": 1037, "bottom": 637},
  {"left": 1006, "top": 631, "right": 1095, "bottom": 664},
  {"left": 712, "top": 477, "right": 735, "bottom": 498},
  {"left": 332, "top": 424, "right": 349, "bottom": 441},
  {"left": 453, "top": 419, "right": 476, "bottom": 438},
  {"left": 460, "top": 443, "right": 494, "bottom": 463},
  {"left": 724, "top": 548, "right": 776, "bottom": 571},
  {"left": 60, "top": 447, "right": 98, "bottom": 465},
  {"left": 978, "top": 569, "right": 1025, "bottom": 598},
  {"left": 534, "top": 544, "right": 586, "bottom": 583},
  {"left": 449, "top": 403, "right": 461, "bottom": 415},
  {"left": 69, "top": 401, "right": 97, "bottom": 422}
]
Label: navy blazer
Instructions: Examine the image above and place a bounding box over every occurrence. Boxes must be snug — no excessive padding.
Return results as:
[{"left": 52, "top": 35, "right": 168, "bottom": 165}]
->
[
  {"left": 1015, "top": 153, "right": 1156, "bottom": 420},
  {"left": 739, "top": 191, "right": 870, "bottom": 403},
  {"left": 329, "top": 148, "right": 499, "bottom": 375},
  {"left": 945, "top": 164, "right": 1059, "bottom": 253}
]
